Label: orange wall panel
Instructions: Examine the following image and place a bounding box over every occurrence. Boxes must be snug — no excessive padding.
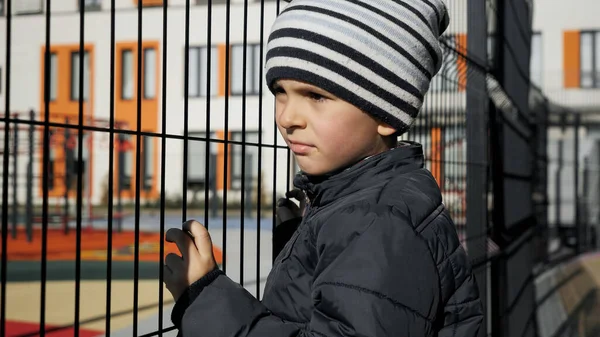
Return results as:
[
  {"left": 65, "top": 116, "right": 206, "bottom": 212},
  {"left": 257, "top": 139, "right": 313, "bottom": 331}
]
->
[{"left": 563, "top": 31, "right": 581, "bottom": 88}]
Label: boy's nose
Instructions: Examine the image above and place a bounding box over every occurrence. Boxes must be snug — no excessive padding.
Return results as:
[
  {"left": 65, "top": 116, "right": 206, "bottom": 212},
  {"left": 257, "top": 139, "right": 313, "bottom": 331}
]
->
[{"left": 277, "top": 101, "right": 306, "bottom": 130}]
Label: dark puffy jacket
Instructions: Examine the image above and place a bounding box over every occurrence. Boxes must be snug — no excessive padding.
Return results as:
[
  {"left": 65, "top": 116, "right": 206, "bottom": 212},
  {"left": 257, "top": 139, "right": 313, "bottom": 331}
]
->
[{"left": 172, "top": 142, "right": 483, "bottom": 337}]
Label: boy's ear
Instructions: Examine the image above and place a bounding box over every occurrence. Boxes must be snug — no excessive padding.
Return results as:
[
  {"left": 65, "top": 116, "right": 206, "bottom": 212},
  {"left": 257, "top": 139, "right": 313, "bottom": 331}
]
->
[{"left": 377, "top": 123, "right": 397, "bottom": 137}]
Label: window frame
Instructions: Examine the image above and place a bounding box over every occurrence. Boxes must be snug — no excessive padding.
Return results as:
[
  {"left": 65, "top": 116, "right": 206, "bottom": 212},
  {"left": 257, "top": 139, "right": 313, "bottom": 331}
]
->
[
  {"left": 530, "top": 31, "right": 543, "bottom": 88},
  {"left": 121, "top": 49, "right": 135, "bottom": 100},
  {"left": 143, "top": 47, "right": 157, "bottom": 99},
  {"left": 230, "top": 130, "right": 260, "bottom": 191},
  {"left": 13, "top": 0, "right": 43, "bottom": 15},
  {"left": 80, "top": 0, "right": 102, "bottom": 11},
  {"left": 70, "top": 51, "right": 91, "bottom": 102},
  {"left": 580, "top": 30, "right": 600, "bottom": 89},
  {"left": 231, "top": 43, "right": 262, "bottom": 96},
  {"left": 49, "top": 52, "right": 58, "bottom": 102},
  {"left": 141, "top": 134, "right": 154, "bottom": 191},
  {"left": 187, "top": 45, "right": 219, "bottom": 98}
]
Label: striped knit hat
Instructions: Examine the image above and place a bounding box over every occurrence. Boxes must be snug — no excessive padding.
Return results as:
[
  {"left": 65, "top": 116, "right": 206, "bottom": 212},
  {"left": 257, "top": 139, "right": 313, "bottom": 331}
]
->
[{"left": 265, "top": 0, "right": 450, "bottom": 136}]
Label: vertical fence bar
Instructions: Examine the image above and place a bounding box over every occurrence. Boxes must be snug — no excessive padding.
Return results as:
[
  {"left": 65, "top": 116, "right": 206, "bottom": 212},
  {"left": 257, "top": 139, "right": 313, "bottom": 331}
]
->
[
  {"left": 64, "top": 120, "right": 70, "bottom": 236},
  {"left": 133, "top": 0, "right": 144, "bottom": 334},
  {"left": 74, "top": 1, "right": 87, "bottom": 333},
  {"left": 11, "top": 120, "right": 18, "bottom": 239},
  {"left": 40, "top": 0, "right": 53, "bottom": 333},
  {"left": 26, "top": 111, "right": 34, "bottom": 242},
  {"left": 204, "top": 0, "right": 213, "bottom": 230},
  {"left": 158, "top": 0, "right": 169, "bottom": 334},
  {"left": 574, "top": 114, "right": 580, "bottom": 253},
  {"left": 182, "top": 0, "right": 190, "bottom": 223},
  {"left": 272, "top": 0, "right": 282, "bottom": 264},
  {"left": 240, "top": 0, "right": 249, "bottom": 286},
  {"left": 223, "top": 0, "right": 232, "bottom": 274},
  {"left": 256, "top": 0, "right": 266, "bottom": 299},
  {"left": 1, "top": 0, "right": 13, "bottom": 334},
  {"left": 105, "top": 0, "right": 117, "bottom": 334},
  {"left": 555, "top": 139, "right": 562, "bottom": 232},
  {"left": 466, "top": 1, "right": 489, "bottom": 336}
]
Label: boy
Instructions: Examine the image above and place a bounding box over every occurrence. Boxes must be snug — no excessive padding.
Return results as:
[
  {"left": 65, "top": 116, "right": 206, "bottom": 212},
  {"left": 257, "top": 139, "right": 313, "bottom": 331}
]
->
[{"left": 163, "top": 0, "right": 484, "bottom": 336}]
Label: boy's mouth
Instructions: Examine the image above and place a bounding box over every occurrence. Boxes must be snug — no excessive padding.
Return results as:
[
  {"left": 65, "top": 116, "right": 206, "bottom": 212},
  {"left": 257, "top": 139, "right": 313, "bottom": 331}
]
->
[{"left": 288, "top": 140, "right": 314, "bottom": 155}]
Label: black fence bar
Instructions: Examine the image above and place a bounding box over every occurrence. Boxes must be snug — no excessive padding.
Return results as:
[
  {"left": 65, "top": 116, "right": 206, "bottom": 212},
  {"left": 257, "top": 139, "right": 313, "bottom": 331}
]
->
[
  {"left": 0, "top": 0, "right": 11, "bottom": 333},
  {"left": 573, "top": 115, "right": 580, "bottom": 255},
  {"left": 158, "top": 0, "right": 169, "bottom": 335},
  {"left": 133, "top": 0, "right": 144, "bottom": 334},
  {"left": 105, "top": 0, "right": 117, "bottom": 335},
  {"left": 74, "top": 1, "right": 87, "bottom": 334},
  {"left": 40, "top": 0, "right": 52, "bottom": 334}
]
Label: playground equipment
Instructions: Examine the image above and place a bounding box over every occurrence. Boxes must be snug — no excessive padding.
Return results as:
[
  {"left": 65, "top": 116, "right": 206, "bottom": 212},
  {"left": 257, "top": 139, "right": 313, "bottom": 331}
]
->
[{"left": 0, "top": 110, "right": 131, "bottom": 242}]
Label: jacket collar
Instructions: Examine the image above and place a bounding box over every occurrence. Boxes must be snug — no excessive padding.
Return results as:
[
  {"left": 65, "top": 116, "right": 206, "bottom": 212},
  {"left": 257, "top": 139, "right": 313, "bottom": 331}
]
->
[{"left": 293, "top": 141, "right": 425, "bottom": 207}]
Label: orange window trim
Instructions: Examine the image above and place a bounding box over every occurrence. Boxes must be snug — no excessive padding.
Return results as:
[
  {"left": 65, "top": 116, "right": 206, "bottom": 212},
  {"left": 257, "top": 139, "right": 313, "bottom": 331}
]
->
[
  {"left": 457, "top": 34, "right": 468, "bottom": 92},
  {"left": 39, "top": 44, "right": 95, "bottom": 199},
  {"left": 430, "top": 128, "right": 442, "bottom": 187},
  {"left": 218, "top": 44, "right": 229, "bottom": 97},
  {"left": 114, "top": 41, "right": 160, "bottom": 200},
  {"left": 216, "top": 130, "right": 232, "bottom": 191},
  {"left": 563, "top": 31, "right": 581, "bottom": 88},
  {"left": 133, "top": 0, "right": 164, "bottom": 6}
]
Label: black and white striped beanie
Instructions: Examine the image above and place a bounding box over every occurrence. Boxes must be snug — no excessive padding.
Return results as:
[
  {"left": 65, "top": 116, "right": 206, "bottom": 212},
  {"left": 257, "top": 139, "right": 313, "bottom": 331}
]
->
[{"left": 265, "top": 0, "right": 450, "bottom": 136}]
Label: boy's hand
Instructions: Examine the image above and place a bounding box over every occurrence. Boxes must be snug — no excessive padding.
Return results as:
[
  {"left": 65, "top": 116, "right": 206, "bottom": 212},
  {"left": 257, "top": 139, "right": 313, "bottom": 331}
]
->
[
  {"left": 276, "top": 189, "right": 307, "bottom": 226},
  {"left": 164, "top": 220, "right": 218, "bottom": 301}
]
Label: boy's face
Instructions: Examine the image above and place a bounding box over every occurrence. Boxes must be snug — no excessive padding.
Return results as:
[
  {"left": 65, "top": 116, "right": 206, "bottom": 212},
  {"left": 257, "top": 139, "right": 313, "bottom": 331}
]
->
[{"left": 274, "top": 79, "right": 396, "bottom": 176}]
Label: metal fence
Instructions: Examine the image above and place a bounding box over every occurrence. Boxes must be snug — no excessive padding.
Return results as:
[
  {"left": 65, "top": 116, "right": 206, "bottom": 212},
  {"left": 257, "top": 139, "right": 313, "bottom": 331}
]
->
[{"left": 0, "top": 0, "right": 593, "bottom": 337}]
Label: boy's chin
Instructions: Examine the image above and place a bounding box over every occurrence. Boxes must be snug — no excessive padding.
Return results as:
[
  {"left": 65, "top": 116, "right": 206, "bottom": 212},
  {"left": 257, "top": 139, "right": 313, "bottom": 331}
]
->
[{"left": 296, "top": 160, "right": 338, "bottom": 177}]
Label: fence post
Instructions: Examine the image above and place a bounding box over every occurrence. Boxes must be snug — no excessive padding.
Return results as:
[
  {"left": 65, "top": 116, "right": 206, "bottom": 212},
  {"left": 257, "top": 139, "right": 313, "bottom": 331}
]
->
[
  {"left": 117, "top": 134, "right": 123, "bottom": 232},
  {"left": 25, "top": 111, "right": 34, "bottom": 242},
  {"left": 64, "top": 118, "right": 71, "bottom": 235},
  {"left": 466, "top": 1, "right": 489, "bottom": 336},
  {"left": 556, "top": 138, "right": 562, "bottom": 236},
  {"left": 574, "top": 114, "right": 580, "bottom": 253},
  {"left": 11, "top": 114, "right": 18, "bottom": 239}
]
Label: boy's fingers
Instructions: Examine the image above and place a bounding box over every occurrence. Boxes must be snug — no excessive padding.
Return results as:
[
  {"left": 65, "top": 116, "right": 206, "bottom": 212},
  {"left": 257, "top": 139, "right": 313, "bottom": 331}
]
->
[
  {"left": 182, "top": 220, "right": 213, "bottom": 257},
  {"left": 165, "top": 228, "right": 191, "bottom": 261},
  {"left": 286, "top": 189, "right": 305, "bottom": 201},
  {"left": 165, "top": 252, "right": 183, "bottom": 270}
]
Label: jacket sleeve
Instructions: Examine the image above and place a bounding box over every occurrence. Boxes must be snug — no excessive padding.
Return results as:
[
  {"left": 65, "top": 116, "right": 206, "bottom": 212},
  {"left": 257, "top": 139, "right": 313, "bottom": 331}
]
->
[
  {"left": 175, "top": 203, "right": 447, "bottom": 336},
  {"left": 424, "top": 207, "right": 484, "bottom": 337}
]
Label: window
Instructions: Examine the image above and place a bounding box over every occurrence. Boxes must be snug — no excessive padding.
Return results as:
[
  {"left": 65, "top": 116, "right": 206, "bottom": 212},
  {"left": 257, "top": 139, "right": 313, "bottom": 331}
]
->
[
  {"left": 230, "top": 131, "right": 259, "bottom": 191},
  {"left": 65, "top": 133, "right": 88, "bottom": 191},
  {"left": 187, "top": 131, "right": 218, "bottom": 190},
  {"left": 231, "top": 44, "right": 262, "bottom": 95},
  {"left": 188, "top": 46, "right": 218, "bottom": 97},
  {"left": 0, "top": 0, "right": 4, "bottom": 16},
  {"left": 530, "top": 32, "right": 543, "bottom": 87},
  {"left": 71, "top": 51, "right": 90, "bottom": 101},
  {"left": 121, "top": 50, "right": 134, "bottom": 99},
  {"left": 195, "top": 0, "right": 227, "bottom": 4},
  {"left": 48, "top": 130, "right": 56, "bottom": 191},
  {"left": 49, "top": 53, "right": 58, "bottom": 101},
  {"left": 580, "top": 31, "right": 600, "bottom": 88},
  {"left": 14, "top": 0, "right": 42, "bottom": 15},
  {"left": 81, "top": 0, "right": 102, "bottom": 11},
  {"left": 141, "top": 135, "right": 154, "bottom": 191},
  {"left": 119, "top": 134, "right": 133, "bottom": 190},
  {"left": 144, "top": 48, "right": 156, "bottom": 99}
]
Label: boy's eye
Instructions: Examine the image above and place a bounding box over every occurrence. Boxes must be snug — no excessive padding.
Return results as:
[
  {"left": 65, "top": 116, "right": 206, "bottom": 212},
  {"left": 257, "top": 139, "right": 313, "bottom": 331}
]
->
[
  {"left": 274, "top": 86, "right": 286, "bottom": 95},
  {"left": 308, "top": 92, "right": 326, "bottom": 101}
]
